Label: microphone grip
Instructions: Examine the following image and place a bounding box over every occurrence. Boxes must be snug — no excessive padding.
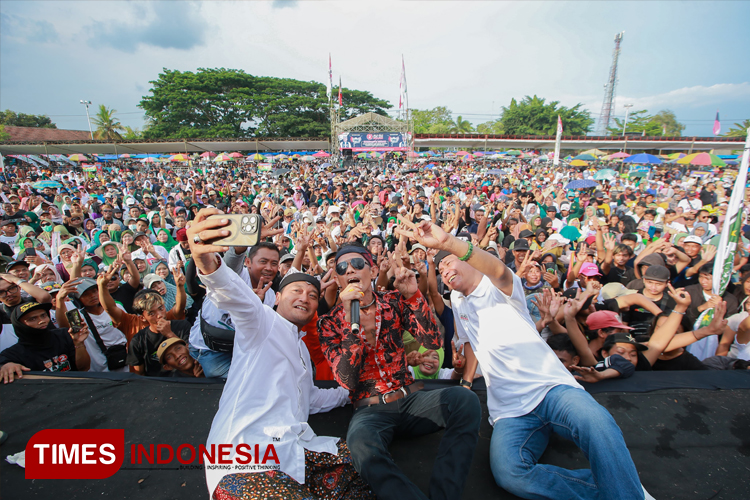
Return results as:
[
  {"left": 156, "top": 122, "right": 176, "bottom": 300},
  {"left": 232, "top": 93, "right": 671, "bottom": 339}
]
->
[{"left": 350, "top": 299, "right": 361, "bottom": 334}]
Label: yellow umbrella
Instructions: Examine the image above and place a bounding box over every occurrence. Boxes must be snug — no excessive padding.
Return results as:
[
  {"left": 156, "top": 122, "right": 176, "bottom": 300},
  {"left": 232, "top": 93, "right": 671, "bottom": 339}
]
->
[
  {"left": 169, "top": 154, "right": 190, "bottom": 162},
  {"left": 570, "top": 159, "right": 589, "bottom": 166},
  {"left": 67, "top": 154, "right": 88, "bottom": 162},
  {"left": 249, "top": 153, "right": 265, "bottom": 160},
  {"left": 580, "top": 149, "right": 607, "bottom": 157}
]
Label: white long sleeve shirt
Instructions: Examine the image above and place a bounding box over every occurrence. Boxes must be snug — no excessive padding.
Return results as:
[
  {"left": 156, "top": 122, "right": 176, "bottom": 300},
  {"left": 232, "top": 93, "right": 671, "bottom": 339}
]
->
[{"left": 202, "top": 262, "right": 348, "bottom": 497}]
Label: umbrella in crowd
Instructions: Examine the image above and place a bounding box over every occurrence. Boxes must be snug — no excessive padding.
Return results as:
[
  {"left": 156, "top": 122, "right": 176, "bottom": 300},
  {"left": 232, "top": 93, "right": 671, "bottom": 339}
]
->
[
  {"left": 504, "top": 150, "right": 522, "bottom": 156},
  {"left": 200, "top": 151, "right": 217, "bottom": 158},
  {"left": 593, "top": 169, "right": 617, "bottom": 181},
  {"left": 301, "top": 156, "right": 316, "bottom": 161},
  {"left": 677, "top": 153, "right": 727, "bottom": 167},
  {"left": 248, "top": 153, "right": 265, "bottom": 161},
  {"left": 214, "top": 154, "right": 233, "bottom": 162},
  {"left": 229, "top": 152, "right": 243, "bottom": 158},
  {"left": 141, "top": 157, "right": 158, "bottom": 163},
  {"left": 573, "top": 153, "right": 597, "bottom": 161},
  {"left": 271, "top": 168, "right": 292, "bottom": 177},
  {"left": 570, "top": 160, "right": 589, "bottom": 167},
  {"left": 169, "top": 154, "right": 190, "bottom": 162},
  {"left": 667, "top": 153, "right": 686, "bottom": 160},
  {"left": 67, "top": 154, "right": 88, "bottom": 162},
  {"left": 312, "top": 151, "right": 331, "bottom": 158},
  {"left": 580, "top": 149, "right": 607, "bottom": 157},
  {"left": 565, "top": 179, "right": 598, "bottom": 190},
  {"left": 119, "top": 154, "right": 132, "bottom": 159},
  {"left": 32, "top": 180, "right": 63, "bottom": 189},
  {"left": 623, "top": 153, "right": 662, "bottom": 164},
  {"left": 605, "top": 152, "right": 630, "bottom": 160},
  {"left": 320, "top": 163, "right": 332, "bottom": 168}
]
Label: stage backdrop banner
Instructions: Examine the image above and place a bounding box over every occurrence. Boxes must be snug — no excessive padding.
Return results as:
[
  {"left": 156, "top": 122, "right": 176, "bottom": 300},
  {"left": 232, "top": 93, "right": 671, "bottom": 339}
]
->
[{"left": 338, "top": 132, "right": 411, "bottom": 152}]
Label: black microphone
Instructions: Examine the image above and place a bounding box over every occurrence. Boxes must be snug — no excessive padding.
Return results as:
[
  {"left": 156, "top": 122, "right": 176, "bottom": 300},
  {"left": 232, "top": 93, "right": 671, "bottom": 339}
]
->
[{"left": 351, "top": 299, "right": 361, "bottom": 334}]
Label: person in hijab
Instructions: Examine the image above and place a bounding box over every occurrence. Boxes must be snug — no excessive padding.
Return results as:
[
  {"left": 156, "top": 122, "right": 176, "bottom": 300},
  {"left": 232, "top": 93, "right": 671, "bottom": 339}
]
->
[
  {"left": 406, "top": 345, "right": 467, "bottom": 380},
  {"left": 532, "top": 229, "right": 548, "bottom": 250},
  {"left": 120, "top": 230, "right": 138, "bottom": 253},
  {"left": 132, "top": 257, "right": 149, "bottom": 283},
  {"left": 87, "top": 230, "right": 111, "bottom": 256},
  {"left": 23, "top": 212, "right": 41, "bottom": 234},
  {"left": 691, "top": 222, "right": 711, "bottom": 243},
  {"left": 83, "top": 218, "right": 97, "bottom": 241},
  {"left": 147, "top": 211, "right": 169, "bottom": 240},
  {"left": 79, "top": 259, "right": 99, "bottom": 279},
  {"left": 30, "top": 263, "right": 62, "bottom": 286},
  {"left": 95, "top": 241, "right": 120, "bottom": 269},
  {"left": 0, "top": 302, "right": 90, "bottom": 383},
  {"left": 152, "top": 261, "right": 176, "bottom": 286},
  {"left": 154, "top": 228, "right": 177, "bottom": 252}
]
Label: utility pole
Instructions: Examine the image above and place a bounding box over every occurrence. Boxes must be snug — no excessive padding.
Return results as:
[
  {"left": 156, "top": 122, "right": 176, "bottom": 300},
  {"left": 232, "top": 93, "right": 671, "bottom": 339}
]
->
[
  {"left": 622, "top": 104, "right": 633, "bottom": 136},
  {"left": 80, "top": 100, "right": 93, "bottom": 139}
]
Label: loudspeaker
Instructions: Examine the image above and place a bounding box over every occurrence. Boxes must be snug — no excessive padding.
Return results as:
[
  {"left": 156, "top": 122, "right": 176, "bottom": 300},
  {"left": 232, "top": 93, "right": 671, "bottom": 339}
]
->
[{"left": 342, "top": 149, "right": 353, "bottom": 158}]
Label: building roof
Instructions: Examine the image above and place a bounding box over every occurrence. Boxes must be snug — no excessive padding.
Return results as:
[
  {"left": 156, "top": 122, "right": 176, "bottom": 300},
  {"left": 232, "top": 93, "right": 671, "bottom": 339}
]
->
[{"left": 4, "top": 126, "right": 91, "bottom": 142}]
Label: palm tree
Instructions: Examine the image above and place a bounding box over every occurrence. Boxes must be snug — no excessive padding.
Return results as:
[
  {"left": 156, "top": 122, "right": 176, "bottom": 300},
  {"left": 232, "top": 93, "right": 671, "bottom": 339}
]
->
[
  {"left": 91, "top": 105, "right": 124, "bottom": 140},
  {"left": 725, "top": 119, "right": 750, "bottom": 137},
  {"left": 122, "top": 126, "right": 141, "bottom": 140},
  {"left": 450, "top": 115, "right": 474, "bottom": 134}
]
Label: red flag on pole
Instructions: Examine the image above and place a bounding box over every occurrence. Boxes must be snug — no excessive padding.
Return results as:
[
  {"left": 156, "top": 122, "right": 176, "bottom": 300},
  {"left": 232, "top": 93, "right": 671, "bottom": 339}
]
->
[
  {"left": 338, "top": 77, "right": 342, "bottom": 107},
  {"left": 713, "top": 110, "right": 721, "bottom": 136}
]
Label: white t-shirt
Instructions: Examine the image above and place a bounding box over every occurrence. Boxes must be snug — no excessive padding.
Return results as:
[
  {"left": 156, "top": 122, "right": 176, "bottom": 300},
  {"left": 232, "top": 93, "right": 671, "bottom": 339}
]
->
[
  {"left": 65, "top": 304, "right": 128, "bottom": 372},
  {"left": 451, "top": 274, "right": 581, "bottom": 424}
]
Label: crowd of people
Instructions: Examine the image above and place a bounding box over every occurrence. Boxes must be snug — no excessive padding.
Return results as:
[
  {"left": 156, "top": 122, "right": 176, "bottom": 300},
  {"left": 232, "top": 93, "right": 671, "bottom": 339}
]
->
[{"left": 0, "top": 153, "right": 748, "bottom": 499}]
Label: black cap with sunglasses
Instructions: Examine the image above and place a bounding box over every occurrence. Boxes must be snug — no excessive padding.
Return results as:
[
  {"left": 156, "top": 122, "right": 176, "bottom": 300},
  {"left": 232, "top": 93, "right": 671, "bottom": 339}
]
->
[{"left": 334, "top": 246, "right": 374, "bottom": 275}]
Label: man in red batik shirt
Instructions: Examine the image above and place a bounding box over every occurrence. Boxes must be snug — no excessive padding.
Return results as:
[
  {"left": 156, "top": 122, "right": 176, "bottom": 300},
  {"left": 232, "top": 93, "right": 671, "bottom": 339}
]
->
[{"left": 318, "top": 245, "right": 481, "bottom": 500}]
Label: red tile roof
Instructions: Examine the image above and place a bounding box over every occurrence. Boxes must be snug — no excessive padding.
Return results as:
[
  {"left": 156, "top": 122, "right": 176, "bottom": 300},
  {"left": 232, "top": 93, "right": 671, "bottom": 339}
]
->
[{"left": 4, "top": 126, "right": 91, "bottom": 142}]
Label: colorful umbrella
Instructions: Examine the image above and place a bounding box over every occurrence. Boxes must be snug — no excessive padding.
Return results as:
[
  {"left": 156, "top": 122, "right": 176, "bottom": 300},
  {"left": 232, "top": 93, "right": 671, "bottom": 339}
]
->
[
  {"left": 623, "top": 153, "right": 662, "bottom": 164},
  {"left": 32, "top": 180, "right": 63, "bottom": 189},
  {"left": 301, "top": 156, "right": 316, "bottom": 161},
  {"left": 169, "top": 154, "right": 190, "bottom": 162},
  {"left": 580, "top": 149, "right": 607, "bottom": 157},
  {"left": 504, "top": 150, "right": 522, "bottom": 156},
  {"left": 456, "top": 151, "right": 471, "bottom": 156},
  {"left": 248, "top": 153, "right": 265, "bottom": 161},
  {"left": 312, "top": 151, "right": 331, "bottom": 158},
  {"left": 229, "top": 152, "right": 243, "bottom": 158},
  {"left": 200, "top": 151, "right": 217, "bottom": 158},
  {"left": 677, "top": 153, "right": 727, "bottom": 167},
  {"left": 214, "top": 154, "right": 234, "bottom": 162},
  {"left": 606, "top": 152, "right": 630, "bottom": 160},
  {"left": 593, "top": 169, "right": 617, "bottom": 181},
  {"left": 667, "top": 153, "right": 686, "bottom": 160},
  {"left": 67, "top": 154, "right": 88, "bottom": 162},
  {"left": 573, "top": 153, "right": 597, "bottom": 161},
  {"left": 565, "top": 179, "right": 598, "bottom": 190},
  {"left": 570, "top": 160, "right": 589, "bottom": 167},
  {"left": 118, "top": 154, "right": 132, "bottom": 159},
  {"left": 141, "top": 157, "right": 158, "bottom": 163}
]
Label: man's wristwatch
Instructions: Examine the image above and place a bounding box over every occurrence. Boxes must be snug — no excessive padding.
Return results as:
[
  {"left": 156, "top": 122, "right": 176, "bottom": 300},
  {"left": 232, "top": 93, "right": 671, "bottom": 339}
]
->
[{"left": 459, "top": 378, "right": 473, "bottom": 389}]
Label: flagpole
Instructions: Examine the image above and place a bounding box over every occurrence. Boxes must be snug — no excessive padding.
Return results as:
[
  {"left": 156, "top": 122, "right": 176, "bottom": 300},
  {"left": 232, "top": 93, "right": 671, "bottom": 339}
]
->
[
  {"left": 712, "top": 127, "right": 750, "bottom": 295},
  {"left": 553, "top": 115, "right": 562, "bottom": 167}
]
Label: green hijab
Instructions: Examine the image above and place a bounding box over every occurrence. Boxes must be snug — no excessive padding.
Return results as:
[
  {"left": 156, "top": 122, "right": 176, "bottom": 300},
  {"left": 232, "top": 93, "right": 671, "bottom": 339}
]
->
[
  {"left": 24, "top": 211, "right": 41, "bottom": 233},
  {"left": 412, "top": 346, "right": 445, "bottom": 380},
  {"left": 153, "top": 227, "right": 177, "bottom": 252}
]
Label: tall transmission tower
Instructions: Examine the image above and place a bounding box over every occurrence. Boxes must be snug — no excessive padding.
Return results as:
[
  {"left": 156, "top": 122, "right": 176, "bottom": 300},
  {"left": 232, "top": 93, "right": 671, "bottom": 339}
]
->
[{"left": 596, "top": 32, "right": 624, "bottom": 135}]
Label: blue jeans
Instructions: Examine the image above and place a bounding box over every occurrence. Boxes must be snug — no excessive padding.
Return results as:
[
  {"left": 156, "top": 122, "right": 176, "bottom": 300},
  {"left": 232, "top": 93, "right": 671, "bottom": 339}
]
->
[
  {"left": 346, "top": 386, "right": 481, "bottom": 500},
  {"left": 490, "top": 384, "right": 643, "bottom": 500},
  {"left": 189, "top": 346, "right": 232, "bottom": 379}
]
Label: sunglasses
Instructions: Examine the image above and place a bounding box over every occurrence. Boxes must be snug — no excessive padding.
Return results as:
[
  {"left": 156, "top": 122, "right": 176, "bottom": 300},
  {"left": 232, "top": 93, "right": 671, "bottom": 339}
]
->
[{"left": 335, "top": 257, "right": 368, "bottom": 275}]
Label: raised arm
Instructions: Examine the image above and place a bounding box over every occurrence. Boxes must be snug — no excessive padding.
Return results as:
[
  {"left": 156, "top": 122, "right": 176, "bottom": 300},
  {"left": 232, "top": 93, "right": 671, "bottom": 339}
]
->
[
  {"left": 642, "top": 285, "right": 691, "bottom": 366},
  {"left": 398, "top": 218, "right": 515, "bottom": 296},
  {"left": 97, "top": 267, "right": 124, "bottom": 326}
]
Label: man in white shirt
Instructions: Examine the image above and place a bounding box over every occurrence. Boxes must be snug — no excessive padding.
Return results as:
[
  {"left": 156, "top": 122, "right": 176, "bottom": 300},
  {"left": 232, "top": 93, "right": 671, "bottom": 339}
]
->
[
  {"left": 187, "top": 209, "right": 373, "bottom": 500},
  {"left": 400, "top": 219, "right": 648, "bottom": 500}
]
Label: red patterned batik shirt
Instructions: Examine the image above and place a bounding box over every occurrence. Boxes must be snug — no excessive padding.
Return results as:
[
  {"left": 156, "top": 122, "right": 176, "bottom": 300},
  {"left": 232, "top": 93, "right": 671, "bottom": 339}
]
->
[{"left": 318, "top": 290, "right": 440, "bottom": 403}]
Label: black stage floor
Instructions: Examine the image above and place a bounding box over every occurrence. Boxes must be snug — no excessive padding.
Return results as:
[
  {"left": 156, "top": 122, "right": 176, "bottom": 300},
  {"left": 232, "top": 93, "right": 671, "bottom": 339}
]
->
[{"left": 2, "top": 371, "right": 750, "bottom": 500}]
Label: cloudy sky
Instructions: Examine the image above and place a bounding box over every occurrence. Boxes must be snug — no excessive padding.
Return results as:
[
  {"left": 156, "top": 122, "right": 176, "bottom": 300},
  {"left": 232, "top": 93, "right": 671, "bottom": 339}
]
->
[{"left": 2, "top": 1, "right": 749, "bottom": 136}]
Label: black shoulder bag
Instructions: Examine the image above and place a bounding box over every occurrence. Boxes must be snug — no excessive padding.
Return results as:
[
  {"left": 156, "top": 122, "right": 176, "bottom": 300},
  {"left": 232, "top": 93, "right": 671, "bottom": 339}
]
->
[{"left": 76, "top": 305, "right": 128, "bottom": 371}]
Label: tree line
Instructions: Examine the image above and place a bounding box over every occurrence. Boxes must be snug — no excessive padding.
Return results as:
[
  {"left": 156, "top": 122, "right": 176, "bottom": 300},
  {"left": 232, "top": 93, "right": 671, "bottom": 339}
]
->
[{"left": 2, "top": 68, "right": 748, "bottom": 140}]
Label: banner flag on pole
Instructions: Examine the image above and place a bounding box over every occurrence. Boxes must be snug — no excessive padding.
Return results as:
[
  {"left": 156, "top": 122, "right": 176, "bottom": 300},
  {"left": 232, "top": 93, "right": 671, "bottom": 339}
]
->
[
  {"left": 712, "top": 127, "right": 750, "bottom": 296},
  {"left": 326, "top": 53, "right": 332, "bottom": 99},
  {"left": 713, "top": 110, "right": 721, "bottom": 136},
  {"left": 338, "top": 77, "right": 342, "bottom": 107},
  {"left": 399, "top": 55, "right": 407, "bottom": 112},
  {"left": 553, "top": 115, "right": 562, "bottom": 167}
]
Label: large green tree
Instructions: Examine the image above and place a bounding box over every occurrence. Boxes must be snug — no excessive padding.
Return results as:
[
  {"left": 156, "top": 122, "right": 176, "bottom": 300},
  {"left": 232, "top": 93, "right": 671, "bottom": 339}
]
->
[
  {"left": 450, "top": 115, "right": 474, "bottom": 134},
  {"left": 725, "top": 119, "right": 749, "bottom": 138},
  {"left": 139, "top": 68, "right": 391, "bottom": 139},
  {"left": 607, "top": 109, "right": 685, "bottom": 136},
  {"left": 476, "top": 119, "right": 504, "bottom": 135},
  {"left": 499, "top": 96, "right": 593, "bottom": 135},
  {"left": 91, "top": 105, "right": 125, "bottom": 140},
  {"left": 0, "top": 110, "right": 56, "bottom": 128},
  {"left": 412, "top": 106, "right": 455, "bottom": 134},
  {"left": 0, "top": 125, "right": 10, "bottom": 141}
]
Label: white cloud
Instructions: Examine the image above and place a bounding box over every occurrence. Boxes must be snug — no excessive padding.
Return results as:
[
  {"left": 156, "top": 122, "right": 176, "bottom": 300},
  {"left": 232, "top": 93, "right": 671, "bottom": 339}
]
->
[{"left": 613, "top": 83, "right": 750, "bottom": 113}]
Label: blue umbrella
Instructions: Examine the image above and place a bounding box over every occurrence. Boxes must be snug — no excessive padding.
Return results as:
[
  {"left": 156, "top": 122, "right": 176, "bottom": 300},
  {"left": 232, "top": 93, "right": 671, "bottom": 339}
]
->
[
  {"left": 425, "top": 163, "right": 436, "bottom": 169},
  {"left": 565, "top": 179, "right": 598, "bottom": 190},
  {"left": 623, "top": 153, "right": 662, "bottom": 164},
  {"left": 32, "top": 180, "right": 63, "bottom": 189}
]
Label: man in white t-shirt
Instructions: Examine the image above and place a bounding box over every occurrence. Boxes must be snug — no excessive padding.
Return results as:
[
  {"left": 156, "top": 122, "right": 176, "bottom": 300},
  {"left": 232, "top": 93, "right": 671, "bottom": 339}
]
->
[{"left": 398, "top": 219, "right": 648, "bottom": 500}]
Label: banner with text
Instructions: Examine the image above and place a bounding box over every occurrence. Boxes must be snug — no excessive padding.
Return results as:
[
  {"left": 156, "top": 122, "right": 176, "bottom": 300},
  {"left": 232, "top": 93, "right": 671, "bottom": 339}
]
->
[{"left": 338, "top": 132, "right": 410, "bottom": 152}]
